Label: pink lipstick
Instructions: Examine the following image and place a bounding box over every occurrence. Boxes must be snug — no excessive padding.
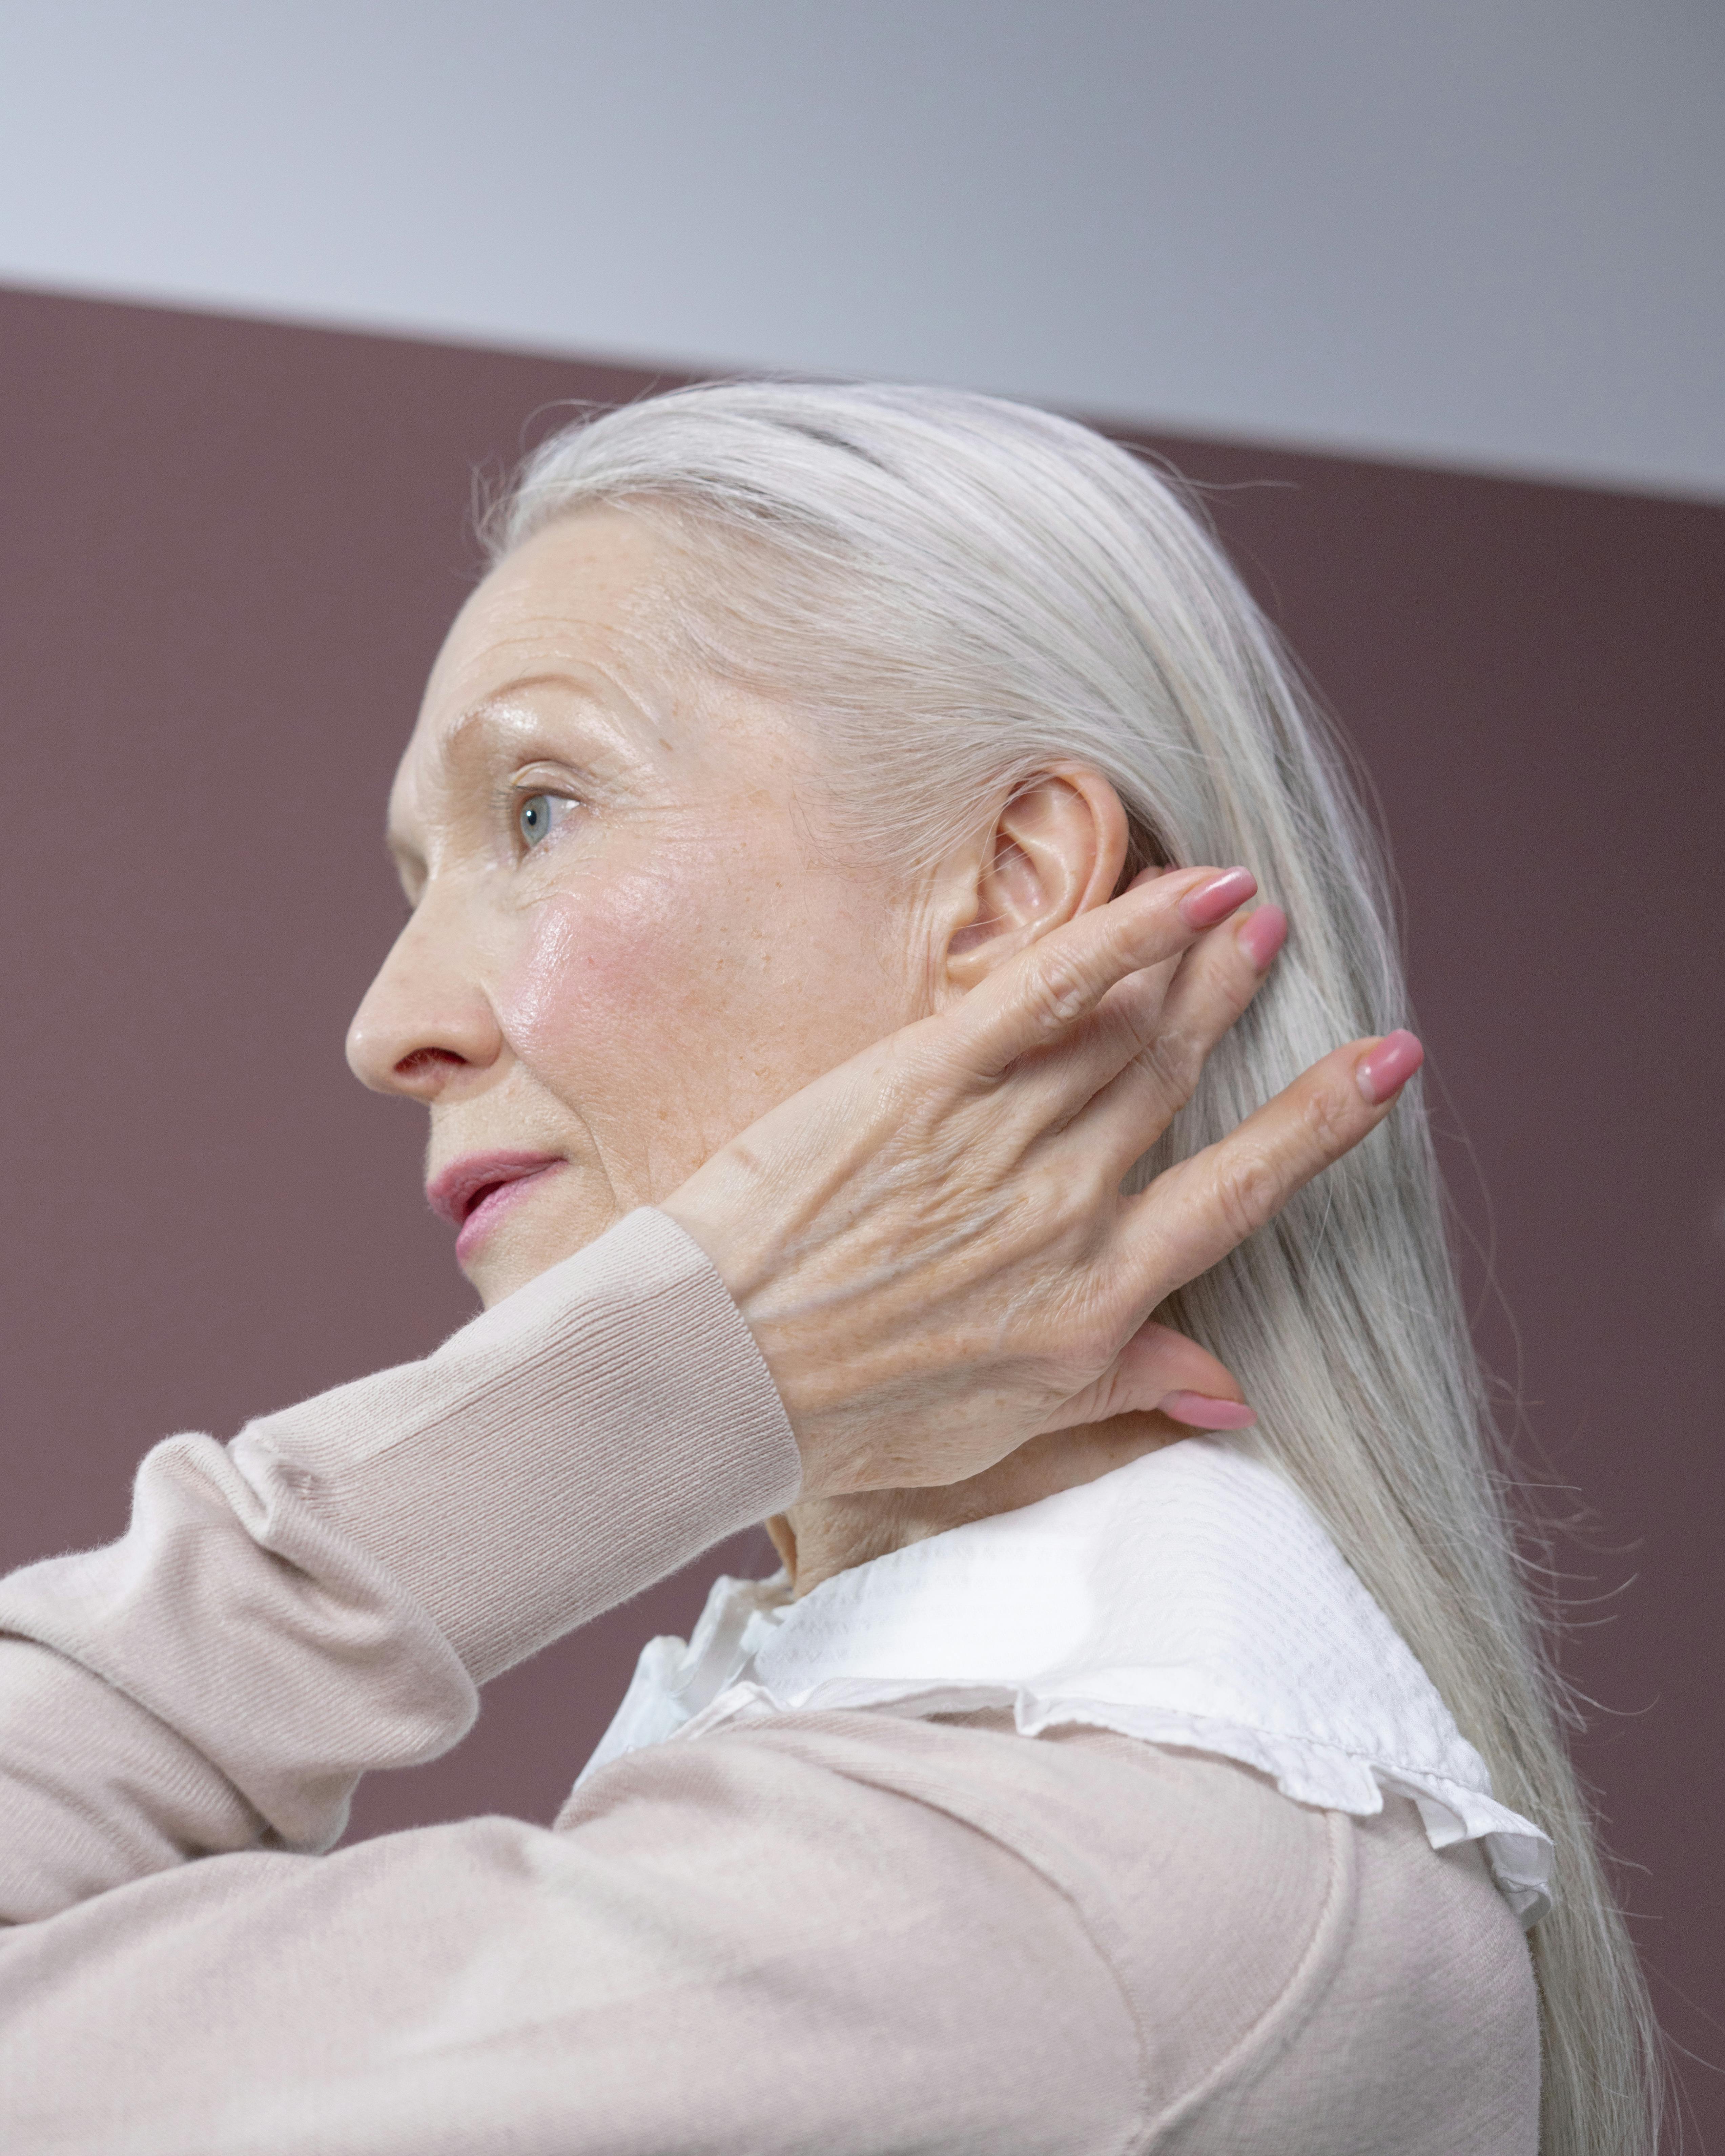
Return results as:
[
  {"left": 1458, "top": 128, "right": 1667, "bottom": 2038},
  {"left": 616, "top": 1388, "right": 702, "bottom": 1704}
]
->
[{"left": 426, "top": 1150, "right": 564, "bottom": 1265}]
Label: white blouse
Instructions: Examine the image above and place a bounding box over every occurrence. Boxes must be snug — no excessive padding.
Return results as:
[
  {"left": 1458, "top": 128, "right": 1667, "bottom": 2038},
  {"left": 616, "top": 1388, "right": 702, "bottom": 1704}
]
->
[{"left": 586, "top": 1434, "right": 1553, "bottom": 1925}]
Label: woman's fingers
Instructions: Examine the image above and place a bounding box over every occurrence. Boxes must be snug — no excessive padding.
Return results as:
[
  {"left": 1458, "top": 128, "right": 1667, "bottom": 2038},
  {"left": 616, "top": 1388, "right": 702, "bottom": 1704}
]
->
[
  {"left": 948, "top": 865, "right": 1258, "bottom": 1086},
  {"left": 1117, "top": 1029, "right": 1425, "bottom": 1297},
  {"left": 1157, "top": 1391, "right": 1260, "bottom": 1430},
  {"left": 1034, "top": 1318, "right": 1257, "bottom": 1435},
  {"left": 997, "top": 955, "right": 1182, "bottom": 1124},
  {"left": 1114, "top": 1320, "right": 1257, "bottom": 1426},
  {"left": 666, "top": 841, "right": 1422, "bottom": 1506},
  {"left": 1073, "top": 903, "right": 1288, "bottom": 1175}
]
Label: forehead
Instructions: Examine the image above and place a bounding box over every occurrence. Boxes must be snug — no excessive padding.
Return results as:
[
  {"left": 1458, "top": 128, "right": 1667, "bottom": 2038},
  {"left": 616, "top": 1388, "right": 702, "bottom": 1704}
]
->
[
  {"left": 385, "top": 504, "right": 811, "bottom": 855},
  {"left": 388, "top": 506, "right": 700, "bottom": 813},
  {"left": 418, "top": 505, "right": 684, "bottom": 728}
]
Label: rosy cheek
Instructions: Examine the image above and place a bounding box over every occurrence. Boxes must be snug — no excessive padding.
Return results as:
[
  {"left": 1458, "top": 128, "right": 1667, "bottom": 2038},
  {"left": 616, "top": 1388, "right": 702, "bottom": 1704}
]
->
[
  {"left": 493, "top": 895, "right": 595, "bottom": 1052},
  {"left": 493, "top": 874, "right": 713, "bottom": 1078}
]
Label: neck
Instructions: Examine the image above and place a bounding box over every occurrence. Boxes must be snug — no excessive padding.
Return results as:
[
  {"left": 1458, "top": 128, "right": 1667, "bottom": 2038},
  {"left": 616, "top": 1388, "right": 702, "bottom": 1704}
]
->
[{"left": 768, "top": 1411, "right": 1186, "bottom": 1598}]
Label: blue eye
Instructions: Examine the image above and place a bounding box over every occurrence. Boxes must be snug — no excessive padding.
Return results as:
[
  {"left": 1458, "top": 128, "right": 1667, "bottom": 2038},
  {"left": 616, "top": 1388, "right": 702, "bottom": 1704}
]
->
[{"left": 517, "top": 792, "right": 571, "bottom": 849}]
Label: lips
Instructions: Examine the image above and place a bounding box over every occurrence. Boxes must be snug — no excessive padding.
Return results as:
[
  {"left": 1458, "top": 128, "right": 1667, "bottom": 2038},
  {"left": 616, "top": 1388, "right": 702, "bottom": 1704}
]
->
[{"left": 426, "top": 1151, "right": 564, "bottom": 1260}]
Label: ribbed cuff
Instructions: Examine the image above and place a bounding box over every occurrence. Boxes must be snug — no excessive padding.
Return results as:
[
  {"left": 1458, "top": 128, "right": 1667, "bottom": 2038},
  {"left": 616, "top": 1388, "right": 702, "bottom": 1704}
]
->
[{"left": 235, "top": 1209, "right": 803, "bottom": 1683}]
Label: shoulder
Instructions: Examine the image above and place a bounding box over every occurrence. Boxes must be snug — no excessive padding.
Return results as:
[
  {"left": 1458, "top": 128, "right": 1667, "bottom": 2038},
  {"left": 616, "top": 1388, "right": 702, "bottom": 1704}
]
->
[{"left": 575, "top": 1708, "right": 1539, "bottom": 2154}]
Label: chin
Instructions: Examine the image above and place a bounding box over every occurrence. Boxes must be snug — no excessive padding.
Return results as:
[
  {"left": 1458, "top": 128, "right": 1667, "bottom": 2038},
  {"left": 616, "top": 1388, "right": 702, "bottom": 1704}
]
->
[
  {"left": 467, "top": 1258, "right": 518, "bottom": 1311},
  {"left": 465, "top": 1200, "right": 617, "bottom": 1309},
  {"left": 465, "top": 1235, "right": 549, "bottom": 1309}
]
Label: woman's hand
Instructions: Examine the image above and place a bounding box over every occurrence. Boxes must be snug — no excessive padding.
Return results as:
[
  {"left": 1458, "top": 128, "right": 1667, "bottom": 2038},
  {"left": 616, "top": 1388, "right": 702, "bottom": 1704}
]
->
[{"left": 661, "top": 865, "right": 1422, "bottom": 1500}]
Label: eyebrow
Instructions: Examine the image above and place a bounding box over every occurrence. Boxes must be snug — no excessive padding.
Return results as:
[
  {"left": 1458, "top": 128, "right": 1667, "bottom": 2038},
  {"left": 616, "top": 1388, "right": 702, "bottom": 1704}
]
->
[
  {"left": 434, "top": 673, "right": 601, "bottom": 762},
  {"left": 381, "top": 670, "right": 648, "bottom": 879}
]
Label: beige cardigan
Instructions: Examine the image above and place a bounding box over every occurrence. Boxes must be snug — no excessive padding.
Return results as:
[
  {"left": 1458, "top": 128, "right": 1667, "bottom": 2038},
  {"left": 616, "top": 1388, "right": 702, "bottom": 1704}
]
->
[{"left": 0, "top": 1209, "right": 1539, "bottom": 2153}]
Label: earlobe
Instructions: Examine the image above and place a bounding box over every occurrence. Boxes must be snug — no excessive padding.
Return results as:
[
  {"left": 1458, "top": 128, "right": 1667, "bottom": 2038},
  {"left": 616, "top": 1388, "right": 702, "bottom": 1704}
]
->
[{"left": 942, "top": 768, "right": 1130, "bottom": 990}]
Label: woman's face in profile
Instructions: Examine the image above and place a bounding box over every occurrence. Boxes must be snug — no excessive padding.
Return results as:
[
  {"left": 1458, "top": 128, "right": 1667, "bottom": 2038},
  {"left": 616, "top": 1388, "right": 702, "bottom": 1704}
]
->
[{"left": 347, "top": 507, "right": 917, "bottom": 1307}]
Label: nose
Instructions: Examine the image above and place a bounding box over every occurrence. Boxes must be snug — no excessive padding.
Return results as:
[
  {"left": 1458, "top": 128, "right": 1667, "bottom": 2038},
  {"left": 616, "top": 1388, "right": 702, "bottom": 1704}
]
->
[{"left": 346, "top": 888, "right": 504, "bottom": 1100}]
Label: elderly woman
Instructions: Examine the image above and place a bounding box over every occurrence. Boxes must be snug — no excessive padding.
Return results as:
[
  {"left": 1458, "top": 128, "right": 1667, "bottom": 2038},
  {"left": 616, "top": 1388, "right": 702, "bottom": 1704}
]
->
[{"left": 0, "top": 384, "right": 1653, "bottom": 2153}]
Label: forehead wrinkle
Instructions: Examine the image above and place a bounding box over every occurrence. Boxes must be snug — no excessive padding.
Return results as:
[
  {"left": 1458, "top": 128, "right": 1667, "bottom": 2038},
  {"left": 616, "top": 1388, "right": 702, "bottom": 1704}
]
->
[
  {"left": 433, "top": 681, "right": 577, "bottom": 764},
  {"left": 386, "top": 658, "right": 692, "bottom": 868},
  {"left": 381, "top": 697, "right": 539, "bottom": 877},
  {"left": 436, "top": 652, "right": 686, "bottom": 765}
]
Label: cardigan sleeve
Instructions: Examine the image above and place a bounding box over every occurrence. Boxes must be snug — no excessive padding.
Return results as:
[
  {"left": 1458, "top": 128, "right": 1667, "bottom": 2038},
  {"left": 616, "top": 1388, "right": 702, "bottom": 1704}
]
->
[
  {"left": 0, "top": 1718, "right": 1148, "bottom": 2156},
  {"left": 0, "top": 1207, "right": 802, "bottom": 1919},
  {"left": 0, "top": 1212, "right": 1151, "bottom": 2155}
]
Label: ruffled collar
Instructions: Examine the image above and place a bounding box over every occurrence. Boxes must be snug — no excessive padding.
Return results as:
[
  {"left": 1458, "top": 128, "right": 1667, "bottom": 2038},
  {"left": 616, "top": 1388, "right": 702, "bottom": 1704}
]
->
[{"left": 582, "top": 1436, "right": 1551, "bottom": 1925}]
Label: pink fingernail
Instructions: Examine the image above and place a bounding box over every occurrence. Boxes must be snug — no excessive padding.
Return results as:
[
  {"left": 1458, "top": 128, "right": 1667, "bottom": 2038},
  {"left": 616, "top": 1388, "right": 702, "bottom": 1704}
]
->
[
  {"left": 1236, "top": 904, "right": 1287, "bottom": 972},
  {"left": 1355, "top": 1029, "right": 1424, "bottom": 1104},
  {"left": 1157, "top": 1391, "right": 1258, "bottom": 1429},
  {"left": 1179, "top": 867, "right": 1258, "bottom": 929}
]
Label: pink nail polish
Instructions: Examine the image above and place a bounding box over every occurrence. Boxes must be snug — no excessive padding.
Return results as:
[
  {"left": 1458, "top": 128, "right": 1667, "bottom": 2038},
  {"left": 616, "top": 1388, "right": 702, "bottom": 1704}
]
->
[
  {"left": 1236, "top": 904, "right": 1288, "bottom": 972},
  {"left": 1157, "top": 1391, "right": 1258, "bottom": 1429},
  {"left": 1355, "top": 1029, "right": 1424, "bottom": 1104},
  {"left": 1180, "top": 867, "right": 1258, "bottom": 929}
]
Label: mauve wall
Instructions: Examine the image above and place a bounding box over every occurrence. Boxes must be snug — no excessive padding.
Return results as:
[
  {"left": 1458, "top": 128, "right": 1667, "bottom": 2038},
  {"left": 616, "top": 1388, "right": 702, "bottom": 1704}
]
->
[{"left": 1, "top": 287, "right": 1719, "bottom": 2133}]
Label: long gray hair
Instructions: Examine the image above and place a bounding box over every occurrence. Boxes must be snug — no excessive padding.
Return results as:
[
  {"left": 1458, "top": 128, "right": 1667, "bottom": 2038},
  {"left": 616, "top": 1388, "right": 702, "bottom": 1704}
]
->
[{"left": 488, "top": 379, "right": 1660, "bottom": 2154}]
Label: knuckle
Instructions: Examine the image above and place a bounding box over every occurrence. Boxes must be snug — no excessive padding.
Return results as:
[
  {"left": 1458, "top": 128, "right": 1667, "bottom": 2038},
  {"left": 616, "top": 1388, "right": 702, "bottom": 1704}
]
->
[
  {"left": 1072, "top": 1331, "right": 1121, "bottom": 1381},
  {"left": 1030, "top": 1236, "right": 1123, "bottom": 1378},
  {"left": 1298, "top": 1071, "right": 1358, "bottom": 1158},
  {"left": 1139, "top": 1026, "right": 1197, "bottom": 1106},
  {"left": 1063, "top": 1302, "right": 1124, "bottom": 1377},
  {"left": 1219, "top": 970, "right": 1259, "bottom": 1025},
  {"left": 1213, "top": 1144, "right": 1283, "bottom": 1240},
  {"left": 1189, "top": 942, "right": 1253, "bottom": 1016},
  {"left": 1025, "top": 945, "right": 1095, "bottom": 1033}
]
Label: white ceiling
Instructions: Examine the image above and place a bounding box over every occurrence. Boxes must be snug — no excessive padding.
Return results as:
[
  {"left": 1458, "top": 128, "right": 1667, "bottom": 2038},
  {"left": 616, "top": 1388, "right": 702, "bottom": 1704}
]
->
[{"left": 2, "top": 0, "right": 1721, "bottom": 497}]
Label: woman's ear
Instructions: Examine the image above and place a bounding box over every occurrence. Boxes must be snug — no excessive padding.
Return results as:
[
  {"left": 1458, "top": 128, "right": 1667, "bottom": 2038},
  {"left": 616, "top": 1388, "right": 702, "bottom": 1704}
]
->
[{"left": 940, "top": 767, "right": 1132, "bottom": 992}]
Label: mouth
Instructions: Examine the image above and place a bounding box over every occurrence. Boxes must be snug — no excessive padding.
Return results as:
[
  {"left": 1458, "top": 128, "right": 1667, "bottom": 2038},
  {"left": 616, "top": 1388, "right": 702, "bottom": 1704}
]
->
[{"left": 426, "top": 1151, "right": 565, "bottom": 1264}]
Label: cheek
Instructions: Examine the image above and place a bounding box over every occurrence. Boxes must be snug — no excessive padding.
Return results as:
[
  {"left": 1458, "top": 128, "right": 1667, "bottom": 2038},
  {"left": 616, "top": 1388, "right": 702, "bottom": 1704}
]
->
[
  {"left": 493, "top": 846, "right": 914, "bottom": 1145},
  {"left": 496, "top": 874, "right": 711, "bottom": 1075}
]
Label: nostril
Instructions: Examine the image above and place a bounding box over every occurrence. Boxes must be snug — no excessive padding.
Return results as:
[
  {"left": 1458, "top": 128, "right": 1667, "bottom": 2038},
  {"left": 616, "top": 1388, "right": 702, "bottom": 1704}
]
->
[{"left": 394, "top": 1047, "right": 466, "bottom": 1081}]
